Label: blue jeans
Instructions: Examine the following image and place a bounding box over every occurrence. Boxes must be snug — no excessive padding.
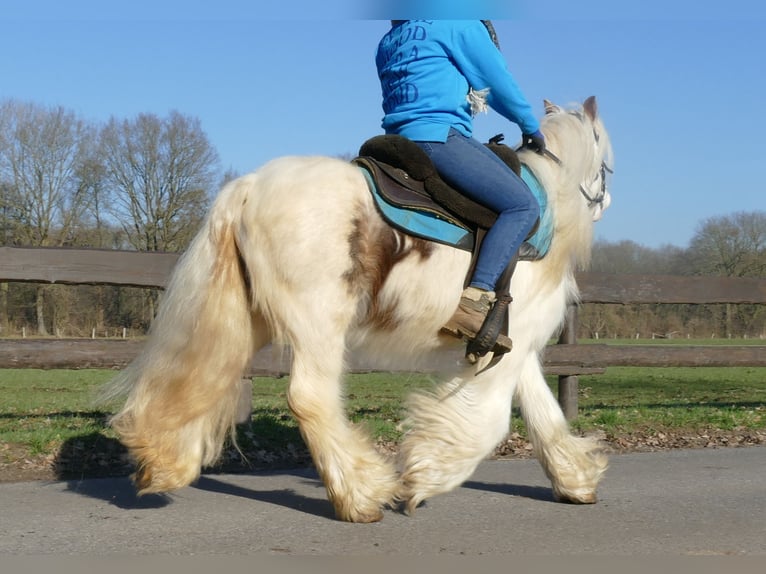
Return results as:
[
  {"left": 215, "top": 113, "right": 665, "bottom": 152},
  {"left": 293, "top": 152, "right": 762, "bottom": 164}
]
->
[{"left": 416, "top": 129, "right": 540, "bottom": 291}]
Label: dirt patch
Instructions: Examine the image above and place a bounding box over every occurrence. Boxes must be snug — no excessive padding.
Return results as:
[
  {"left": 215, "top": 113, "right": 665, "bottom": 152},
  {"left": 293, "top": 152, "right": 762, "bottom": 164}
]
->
[
  {"left": 0, "top": 443, "right": 57, "bottom": 482},
  {"left": 2, "top": 427, "right": 764, "bottom": 484},
  {"left": 497, "top": 427, "right": 766, "bottom": 457}
]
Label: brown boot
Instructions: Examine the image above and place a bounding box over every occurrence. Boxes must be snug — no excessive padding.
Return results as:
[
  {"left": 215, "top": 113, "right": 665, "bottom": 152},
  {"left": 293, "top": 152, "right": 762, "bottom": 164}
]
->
[
  {"left": 442, "top": 287, "right": 513, "bottom": 357},
  {"left": 442, "top": 287, "right": 495, "bottom": 336}
]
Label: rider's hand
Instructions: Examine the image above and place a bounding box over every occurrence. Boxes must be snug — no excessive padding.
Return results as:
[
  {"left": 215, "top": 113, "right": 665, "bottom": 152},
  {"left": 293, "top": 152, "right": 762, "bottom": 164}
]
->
[{"left": 522, "top": 130, "right": 546, "bottom": 154}]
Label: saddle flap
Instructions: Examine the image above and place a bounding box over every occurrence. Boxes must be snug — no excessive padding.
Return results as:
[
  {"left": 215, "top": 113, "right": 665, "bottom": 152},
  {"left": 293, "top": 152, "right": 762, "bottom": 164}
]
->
[{"left": 353, "top": 157, "right": 471, "bottom": 230}]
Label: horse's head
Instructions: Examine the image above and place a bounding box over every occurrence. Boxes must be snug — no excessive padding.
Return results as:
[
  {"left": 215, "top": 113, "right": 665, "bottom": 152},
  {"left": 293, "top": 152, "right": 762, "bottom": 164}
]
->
[{"left": 539, "top": 96, "right": 614, "bottom": 222}]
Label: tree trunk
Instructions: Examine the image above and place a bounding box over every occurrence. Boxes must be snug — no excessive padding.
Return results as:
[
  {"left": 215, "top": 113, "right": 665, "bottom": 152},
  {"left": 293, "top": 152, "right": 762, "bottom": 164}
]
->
[
  {"left": 146, "top": 290, "right": 156, "bottom": 326},
  {"left": 95, "top": 286, "right": 105, "bottom": 332},
  {"left": 36, "top": 285, "right": 48, "bottom": 336},
  {"left": 0, "top": 282, "right": 8, "bottom": 335},
  {"left": 726, "top": 302, "right": 734, "bottom": 338}
]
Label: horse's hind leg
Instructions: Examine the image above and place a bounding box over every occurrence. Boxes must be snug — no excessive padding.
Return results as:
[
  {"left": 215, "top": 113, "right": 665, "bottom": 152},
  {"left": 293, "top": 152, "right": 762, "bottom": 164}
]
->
[
  {"left": 515, "top": 355, "right": 608, "bottom": 503},
  {"left": 286, "top": 328, "right": 399, "bottom": 523},
  {"left": 105, "top": 210, "right": 267, "bottom": 494}
]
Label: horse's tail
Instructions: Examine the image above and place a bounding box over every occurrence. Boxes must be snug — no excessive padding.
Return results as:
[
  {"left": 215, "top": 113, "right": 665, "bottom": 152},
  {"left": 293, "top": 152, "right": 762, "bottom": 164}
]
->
[{"left": 102, "top": 179, "right": 264, "bottom": 494}]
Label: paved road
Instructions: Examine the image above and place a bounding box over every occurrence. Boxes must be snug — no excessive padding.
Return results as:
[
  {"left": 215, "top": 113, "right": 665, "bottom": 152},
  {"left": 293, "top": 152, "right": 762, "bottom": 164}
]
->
[{"left": 1, "top": 447, "right": 764, "bottom": 556}]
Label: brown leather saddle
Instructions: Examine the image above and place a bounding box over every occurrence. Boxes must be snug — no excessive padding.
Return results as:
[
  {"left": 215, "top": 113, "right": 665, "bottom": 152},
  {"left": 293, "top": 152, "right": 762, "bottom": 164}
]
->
[{"left": 352, "top": 134, "right": 541, "bottom": 260}]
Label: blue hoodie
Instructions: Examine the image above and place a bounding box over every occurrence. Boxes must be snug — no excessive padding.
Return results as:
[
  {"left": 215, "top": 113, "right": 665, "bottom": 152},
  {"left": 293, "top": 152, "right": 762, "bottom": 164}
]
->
[{"left": 376, "top": 20, "right": 540, "bottom": 142}]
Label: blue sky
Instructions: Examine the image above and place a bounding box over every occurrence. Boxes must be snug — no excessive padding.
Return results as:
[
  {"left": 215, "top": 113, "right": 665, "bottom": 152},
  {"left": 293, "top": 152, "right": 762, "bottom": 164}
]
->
[{"left": 2, "top": 1, "right": 764, "bottom": 249}]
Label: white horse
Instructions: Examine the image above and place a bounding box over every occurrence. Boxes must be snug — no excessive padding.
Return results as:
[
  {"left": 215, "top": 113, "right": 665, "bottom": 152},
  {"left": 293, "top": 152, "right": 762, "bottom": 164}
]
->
[{"left": 104, "top": 96, "right": 613, "bottom": 523}]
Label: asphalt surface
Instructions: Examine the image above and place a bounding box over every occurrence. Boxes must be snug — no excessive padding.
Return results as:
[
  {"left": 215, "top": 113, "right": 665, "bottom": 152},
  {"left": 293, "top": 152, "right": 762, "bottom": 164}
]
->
[{"left": 1, "top": 446, "right": 764, "bottom": 556}]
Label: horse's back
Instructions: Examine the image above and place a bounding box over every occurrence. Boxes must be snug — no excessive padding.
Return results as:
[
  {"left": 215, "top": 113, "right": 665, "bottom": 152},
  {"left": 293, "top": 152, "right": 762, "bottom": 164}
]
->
[
  {"left": 235, "top": 155, "right": 374, "bottom": 262},
  {"left": 245, "top": 155, "right": 369, "bottom": 208}
]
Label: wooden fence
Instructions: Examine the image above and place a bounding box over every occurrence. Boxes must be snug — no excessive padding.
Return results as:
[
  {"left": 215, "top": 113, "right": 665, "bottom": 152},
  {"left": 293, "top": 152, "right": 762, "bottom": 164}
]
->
[{"left": 2, "top": 246, "right": 765, "bottom": 418}]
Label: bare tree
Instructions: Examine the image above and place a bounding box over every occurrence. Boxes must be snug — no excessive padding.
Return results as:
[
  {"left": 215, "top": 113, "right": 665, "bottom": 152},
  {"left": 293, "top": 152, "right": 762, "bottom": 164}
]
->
[
  {"left": 100, "top": 110, "right": 219, "bottom": 252},
  {"left": 590, "top": 239, "right": 684, "bottom": 275},
  {"left": 0, "top": 99, "right": 95, "bottom": 334},
  {"left": 687, "top": 211, "right": 766, "bottom": 336},
  {"left": 687, "top": 211, "right": 766, "bottom": 278},
  {"left": 99, "top": 111, "right": 220, "bottom": 322}
]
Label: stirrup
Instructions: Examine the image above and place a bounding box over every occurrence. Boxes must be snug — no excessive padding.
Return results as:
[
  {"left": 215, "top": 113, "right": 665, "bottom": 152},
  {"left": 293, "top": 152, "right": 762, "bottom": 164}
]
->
[
  {"left": 441, "top": 323, "right": 512, "bottom": 363},
  {"left": 444, "top": 292, "right": 512, "bottom": 363},
  {"left": 468, "top": 293, "right": 513, "bottom": 361},
  {"left": 441, "top": 300, "right": 513, "bottom": 363}
]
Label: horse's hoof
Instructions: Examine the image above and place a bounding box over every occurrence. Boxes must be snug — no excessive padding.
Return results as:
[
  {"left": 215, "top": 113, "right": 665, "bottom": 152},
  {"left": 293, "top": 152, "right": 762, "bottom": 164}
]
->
[
  {"left": 132, "top": 465, "right": 153, "bottom": 493},
  {"left": 554, "top": 490, "right": 598, "bottom": 504},
  {"left": 337, "top": 508, "right": 384, "bottom": 523}
]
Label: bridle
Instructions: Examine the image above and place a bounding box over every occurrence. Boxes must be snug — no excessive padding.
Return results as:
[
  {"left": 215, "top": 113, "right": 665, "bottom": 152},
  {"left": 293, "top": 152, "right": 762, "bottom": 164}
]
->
[
  {"left": 520, "top": 122, "right": 613, "bottom": 210},
  {"left": 578, "top": 159, "right": 613, "bottom": 209}
]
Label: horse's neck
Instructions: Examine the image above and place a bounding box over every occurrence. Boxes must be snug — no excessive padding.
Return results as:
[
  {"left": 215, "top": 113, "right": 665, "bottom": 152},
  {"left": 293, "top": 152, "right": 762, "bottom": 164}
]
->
[{"left": 526, "top": 128, "right": 596, "bottom": 280}]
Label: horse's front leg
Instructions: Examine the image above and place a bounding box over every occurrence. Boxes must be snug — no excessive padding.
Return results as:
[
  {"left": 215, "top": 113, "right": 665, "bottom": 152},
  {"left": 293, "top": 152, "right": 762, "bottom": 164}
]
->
[
  {"left": 397, "top": 361, "right": 515, "bottom": 513},
  {"left": 514, "top": 356, "right": 608, "bottom": 503},
  {"left": 287, "top": 337, "right": 399, "bottom": 522}
]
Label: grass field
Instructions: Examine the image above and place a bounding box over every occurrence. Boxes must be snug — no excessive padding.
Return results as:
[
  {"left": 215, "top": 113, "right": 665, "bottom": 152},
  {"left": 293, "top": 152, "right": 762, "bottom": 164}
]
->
[{"left": 1, "top": 358, "right": 764, "bottom": 480}]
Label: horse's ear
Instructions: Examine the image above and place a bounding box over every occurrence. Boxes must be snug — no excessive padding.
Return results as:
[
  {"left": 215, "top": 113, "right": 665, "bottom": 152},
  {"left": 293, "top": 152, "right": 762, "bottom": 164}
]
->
[
  {"left": 544, "top": 99, "right": 562, "bottom": 115},
  {"left": 583, "top": 96, "right": 598, "bottom": 121}
]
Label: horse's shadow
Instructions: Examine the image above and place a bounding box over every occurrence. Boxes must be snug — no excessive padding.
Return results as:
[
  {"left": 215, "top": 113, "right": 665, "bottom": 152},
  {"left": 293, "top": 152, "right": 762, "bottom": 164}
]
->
[
  {"left": 462, "top": 480, "right": 557, "bottom": 503},
  {"left": 64, "top": 470, "right": 555, "bottom": 518},
  {"left": 193, "top": 470, "right": 335, "bottom": 519},
  {"left": 63, "top": 465, "right": 334, "bottom": 518},
  {"left": 64, "top": 475, "right": 173, "bottom": 510},
  {"left": 55, "top": 428, "right": 553, "bottom": 516},
  {"left": 56, "top": 417, "right": 333, "bottom": 517}
]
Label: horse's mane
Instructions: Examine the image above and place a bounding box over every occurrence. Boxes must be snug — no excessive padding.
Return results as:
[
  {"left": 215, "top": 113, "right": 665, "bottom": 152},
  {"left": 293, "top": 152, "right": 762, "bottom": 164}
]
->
[{"left": 519, "top": 102, "right": 612, "bottom": 286}]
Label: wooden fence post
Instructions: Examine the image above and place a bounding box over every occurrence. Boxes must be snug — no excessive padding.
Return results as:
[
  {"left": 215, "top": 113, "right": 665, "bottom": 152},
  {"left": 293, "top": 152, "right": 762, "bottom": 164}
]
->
[
  {"left": 236, "top": 378, "right": 253, "bottom": 425},
  {"left": 557, "top": 304, "right": 579, "bottom": 420}
]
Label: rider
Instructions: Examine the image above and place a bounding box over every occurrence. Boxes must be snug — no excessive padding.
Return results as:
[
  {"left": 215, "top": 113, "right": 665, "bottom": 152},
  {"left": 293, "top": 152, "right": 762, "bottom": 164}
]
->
[{"left": 376, "top": 20, "right": 545, "bottom": 344}]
